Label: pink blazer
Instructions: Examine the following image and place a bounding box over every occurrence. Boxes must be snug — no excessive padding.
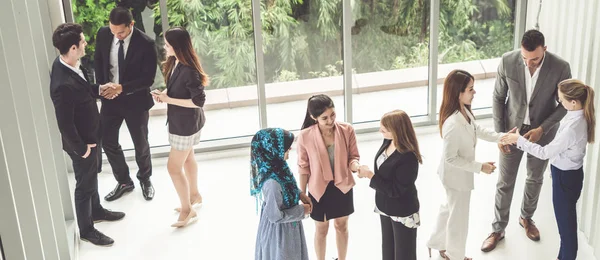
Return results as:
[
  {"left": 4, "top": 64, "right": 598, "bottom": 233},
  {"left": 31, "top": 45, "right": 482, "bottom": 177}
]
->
[{"left": 297, "top": 122, "right": 360, "bottom": 202}]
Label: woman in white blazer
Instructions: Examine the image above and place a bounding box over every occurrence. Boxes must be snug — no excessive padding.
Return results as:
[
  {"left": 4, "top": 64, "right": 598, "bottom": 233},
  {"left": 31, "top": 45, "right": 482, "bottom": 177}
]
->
[{"left": 426, "top": 70, "right": 512, "bottom": 260}]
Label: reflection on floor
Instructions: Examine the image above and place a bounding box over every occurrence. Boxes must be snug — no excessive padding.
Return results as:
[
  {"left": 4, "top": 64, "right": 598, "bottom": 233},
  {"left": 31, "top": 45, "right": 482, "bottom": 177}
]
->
[{"left": 78, "top": 120, "right": 595, "bottom": 260}]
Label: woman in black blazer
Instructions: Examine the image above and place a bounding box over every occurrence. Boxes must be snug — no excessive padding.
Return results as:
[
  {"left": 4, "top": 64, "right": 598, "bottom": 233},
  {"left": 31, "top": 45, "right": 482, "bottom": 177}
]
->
[
  {"left": 151, "top": 27, "right": 208, "bottom": 228},
  {"left": 358, "top": 110, "right": 422, "bottom": 260}
]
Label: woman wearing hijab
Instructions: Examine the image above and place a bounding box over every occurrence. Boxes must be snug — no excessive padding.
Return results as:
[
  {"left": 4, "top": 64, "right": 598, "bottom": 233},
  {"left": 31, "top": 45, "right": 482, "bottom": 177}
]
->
[{"left": 251, "top": 128, "right": 312, "bottom": 260}]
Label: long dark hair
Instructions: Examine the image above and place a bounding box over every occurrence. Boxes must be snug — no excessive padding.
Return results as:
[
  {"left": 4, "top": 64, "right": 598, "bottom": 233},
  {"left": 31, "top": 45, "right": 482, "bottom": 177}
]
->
[
  {"left": 163, "top": 27, "right": 209, "bottom": 86},
  {"left": 439, "top": 69, "right": 474, "bottom": 137},
  {"left": 301, "top": 94, "right": 335, "bottom": 130}
]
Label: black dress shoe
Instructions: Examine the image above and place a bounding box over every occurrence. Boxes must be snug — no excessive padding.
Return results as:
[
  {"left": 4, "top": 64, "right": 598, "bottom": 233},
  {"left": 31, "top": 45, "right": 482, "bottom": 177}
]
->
[
  {"left": 93, "top": 209, "right": 125, "bottom": 223},
  {"left": 80, "top": 229, "right": 114, "bottom": 247},
  {"left": 141, "top": 180, "right": 154, "bottom": 201},
  {"left": 104, "top": 183, "right": 134, "bottom": 201}
]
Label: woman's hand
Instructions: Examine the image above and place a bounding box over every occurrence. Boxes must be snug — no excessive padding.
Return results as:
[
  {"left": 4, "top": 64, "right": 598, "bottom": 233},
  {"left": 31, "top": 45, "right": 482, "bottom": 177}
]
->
[
  {"left": 357, "top": 165, "right": 374, "bottom": 179},
  {"left": 481, "top": 162, "right": 496, "bottom": 174},
  {"left": 150, "top": 89, "right": 170, "bottom": 104},
  {"left": 350, "top": 160, "right": 361, "bottom": 172},
  {"left": 501, "top": 133, "right": 520, "bottom": 146},
  {"left": 302, "top": 204, "right": 312, "bottom": 215},
  {"left": 299, "top": 193, "right": 312, "bottom": 213}
]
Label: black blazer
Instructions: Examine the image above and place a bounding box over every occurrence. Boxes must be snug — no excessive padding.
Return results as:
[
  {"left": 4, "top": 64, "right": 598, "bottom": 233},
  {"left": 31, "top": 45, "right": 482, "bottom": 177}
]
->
[
  {"left": 369, "top": 139, "right": 420, "bottom": 217},
  {"left": 49, "top": 57, "right": 101, "bottom": 156},
  {"left": 166, "top": 64, "right": 206, "bottom": 136},
  {"left": 94, "top": 26, "right": 157, "bottom": 112}
]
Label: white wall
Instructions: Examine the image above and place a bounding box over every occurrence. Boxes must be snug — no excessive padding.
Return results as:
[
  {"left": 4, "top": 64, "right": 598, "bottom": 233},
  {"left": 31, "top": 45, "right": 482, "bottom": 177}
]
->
[{"left": 526, "top": 0, "right": 600, "bottom": 258}]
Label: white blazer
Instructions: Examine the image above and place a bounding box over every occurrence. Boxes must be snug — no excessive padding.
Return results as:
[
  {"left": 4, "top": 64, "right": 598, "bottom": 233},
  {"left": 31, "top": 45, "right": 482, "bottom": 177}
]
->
[{"left": 438, "top": 110, "right": 503, "bottom": 191}]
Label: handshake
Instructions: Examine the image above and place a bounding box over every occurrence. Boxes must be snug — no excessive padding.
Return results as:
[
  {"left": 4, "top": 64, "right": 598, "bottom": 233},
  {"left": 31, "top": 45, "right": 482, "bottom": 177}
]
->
[
  {"left": 299, "top": 193, "right": 313, "bottom": 215},
  {"left": 99, "top": 82, "right": 122, "bottom": 100},
  {"left": 356, "top": 165, "right": 374, "bottom": 179}
]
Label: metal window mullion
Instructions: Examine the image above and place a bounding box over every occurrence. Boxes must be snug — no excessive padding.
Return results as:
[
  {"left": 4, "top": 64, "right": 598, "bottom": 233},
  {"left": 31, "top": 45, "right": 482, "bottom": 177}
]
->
[
  {"left": 251, "top": 0, "right": 268, "bottom": 129},
  {"left": 342, "top": 0, "right": 353, "bottom": 124},
  {"left": 62, "top": 0, "right": 74, "bottom": 23},
  {"left": 428, "top": 0, "right": 440, "bottom": 123},
  {"left": 514, "top": 0, "right": 528, "bottom": 49},
  {"left": 159, "top": 0, "right": 169, "bottom": 33}
]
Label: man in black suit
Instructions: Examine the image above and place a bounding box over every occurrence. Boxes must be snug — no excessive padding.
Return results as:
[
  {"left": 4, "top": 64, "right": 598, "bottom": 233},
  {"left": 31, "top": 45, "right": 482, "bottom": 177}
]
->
[
  {"left": 94, "top": 7, "right": 157, "bottom": 201},
  {"left": 50, "top": 23, "right": 125, "bottom": 246}
]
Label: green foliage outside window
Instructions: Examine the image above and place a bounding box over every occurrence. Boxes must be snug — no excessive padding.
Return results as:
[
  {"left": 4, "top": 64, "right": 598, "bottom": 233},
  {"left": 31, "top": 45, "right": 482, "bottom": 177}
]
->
[{"left": 74, "top": 0, "right": 515, "bottom": 90}]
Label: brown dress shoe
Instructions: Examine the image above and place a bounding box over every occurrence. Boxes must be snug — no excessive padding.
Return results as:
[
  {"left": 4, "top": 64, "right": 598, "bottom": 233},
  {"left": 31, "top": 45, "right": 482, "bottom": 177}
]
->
[
  {"left": 481, "top": 232, "right": 505, "bottom": 252},
  {"left": 520, "top": 217, "right": 541, "bottom": 241}
]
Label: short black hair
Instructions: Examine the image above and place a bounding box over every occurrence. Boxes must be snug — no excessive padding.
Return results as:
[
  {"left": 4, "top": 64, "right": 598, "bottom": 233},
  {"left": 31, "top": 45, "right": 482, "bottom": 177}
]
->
[
  {"left": 109, "top": 7, "right": 133, "bottom": 26},
  {"left": 521, "top": 29, "right": 545, "bottom": 52},
  {"left": 52, "top": 23, "right": 83, "bottom": 55}
]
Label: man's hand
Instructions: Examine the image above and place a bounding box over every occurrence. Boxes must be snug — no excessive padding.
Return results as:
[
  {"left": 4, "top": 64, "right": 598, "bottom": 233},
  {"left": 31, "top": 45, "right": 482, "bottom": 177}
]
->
[
  {"left": 523, "top": 126, "right": 543, "bottom": 143},
  {"left": 82, "top": 144, "right": 96, "bottom": 158},
  {"left": 498, "top": 143, "right": 511, "bottom": 154},
  {"left": 100, "top": 83, "right": 122, "bottom": 100}
]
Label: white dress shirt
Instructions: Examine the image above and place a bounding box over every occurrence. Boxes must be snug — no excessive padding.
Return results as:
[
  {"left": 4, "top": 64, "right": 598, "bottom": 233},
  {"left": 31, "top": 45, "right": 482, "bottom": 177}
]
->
[
  {"left": 59, "top": 57, "right": 86, "bottom": 82},
  {"left": 517, "top": 110, "right": 588, "bottom": 171},
  {"left": 109, "top": 31, "right": 133, "bottom": 84},
  {"left": 523, "top": 53, "right": 545, "bottom": 125}
]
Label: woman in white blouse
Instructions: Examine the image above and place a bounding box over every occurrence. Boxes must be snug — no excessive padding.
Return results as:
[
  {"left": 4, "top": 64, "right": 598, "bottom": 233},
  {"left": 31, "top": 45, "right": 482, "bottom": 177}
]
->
[
  {"left": 426, "top": 70, "right": 512, "bottom": 260},
  {"left": 502, "top": 79, "right": 595, "bottom": 260}
]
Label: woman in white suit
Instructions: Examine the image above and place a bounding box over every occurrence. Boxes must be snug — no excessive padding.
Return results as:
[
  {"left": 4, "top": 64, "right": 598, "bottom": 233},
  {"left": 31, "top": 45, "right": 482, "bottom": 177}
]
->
[{"left": 426, "top": 70, "right": 513, "bottom": 260}]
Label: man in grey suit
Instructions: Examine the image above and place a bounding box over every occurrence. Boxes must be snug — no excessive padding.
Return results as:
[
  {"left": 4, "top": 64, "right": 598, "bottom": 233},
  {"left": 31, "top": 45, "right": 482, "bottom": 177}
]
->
[{"left": 481, "top": 30, "right": 571, "bottom": 252}]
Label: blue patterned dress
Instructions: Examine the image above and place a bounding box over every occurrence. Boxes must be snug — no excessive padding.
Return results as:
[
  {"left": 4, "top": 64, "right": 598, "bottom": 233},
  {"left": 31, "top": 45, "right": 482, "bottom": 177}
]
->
[{"left": 250, "top": 128, "right": 309, "bottom": 260}]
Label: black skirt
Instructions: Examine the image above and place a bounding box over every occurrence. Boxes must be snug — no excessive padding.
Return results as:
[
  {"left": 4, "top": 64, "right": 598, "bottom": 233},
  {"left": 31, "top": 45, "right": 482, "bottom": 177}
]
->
[{"left": 308, "top": 181, "right": 354, "bottom": 222}]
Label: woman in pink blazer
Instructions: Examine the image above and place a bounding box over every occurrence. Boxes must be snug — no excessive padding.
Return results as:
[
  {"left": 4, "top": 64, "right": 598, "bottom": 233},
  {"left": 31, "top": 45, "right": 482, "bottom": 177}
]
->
[{"left": 297, "top": 94, "right": 360, "bottom": 260}]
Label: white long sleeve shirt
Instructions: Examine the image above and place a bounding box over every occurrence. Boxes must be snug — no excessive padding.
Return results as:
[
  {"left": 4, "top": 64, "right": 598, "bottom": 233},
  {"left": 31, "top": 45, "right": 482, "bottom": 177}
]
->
[{"left": 516, "top": 110, "right": 588, "bottom": 171}]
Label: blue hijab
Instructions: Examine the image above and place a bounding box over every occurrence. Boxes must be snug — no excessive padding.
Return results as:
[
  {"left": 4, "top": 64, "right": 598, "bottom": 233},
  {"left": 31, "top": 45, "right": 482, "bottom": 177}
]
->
[{"left": 250, "top": 128, "right": 300, "bottom": 209}]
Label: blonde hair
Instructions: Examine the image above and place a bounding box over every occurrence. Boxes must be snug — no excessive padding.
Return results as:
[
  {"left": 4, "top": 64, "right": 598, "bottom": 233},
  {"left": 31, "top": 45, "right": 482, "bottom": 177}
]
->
[
  {"left": 558, "top": 79, "right": 595, "bottom": 143},
  {"left": 380, "top": 110, "right": 423, "bottom": 163}
]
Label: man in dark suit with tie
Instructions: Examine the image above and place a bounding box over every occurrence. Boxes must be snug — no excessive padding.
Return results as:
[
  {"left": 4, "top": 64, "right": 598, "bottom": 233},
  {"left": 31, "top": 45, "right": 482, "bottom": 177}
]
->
[
  {"left": 50, "top": 23, "right": 125, "bottom": 246},
  {"left": 94, "top": 7, "right": 157, "bottom": 201}
]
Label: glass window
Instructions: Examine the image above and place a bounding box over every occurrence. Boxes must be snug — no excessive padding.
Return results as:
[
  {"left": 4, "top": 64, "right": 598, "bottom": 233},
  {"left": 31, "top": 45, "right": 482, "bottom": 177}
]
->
[
  {"left": 437, "top": 0, "right": 516, "bottom": 112},
  {"left": 73, "top": 0, "right": 166, "bottom": 150},
  {"left": 262, "top": 0, "right": 345, "bottom": 131},
  {"left": 351, "top": 0, "right": 430, "bottom": 123},
  {"left": 162, "top": 0, "right": 261, "bottom": 142}
]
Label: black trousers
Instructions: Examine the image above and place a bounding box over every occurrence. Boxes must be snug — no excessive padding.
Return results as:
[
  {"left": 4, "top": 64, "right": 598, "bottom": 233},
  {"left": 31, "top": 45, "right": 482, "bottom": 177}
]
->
[
  {"left": 68, "top": 147, "right": 105, "bottom": 236},
  {"left": 99, "top": 107, "right": 152, "bottom": 184},
  {"left": 380, "top": 215, "right": 417, "bottom": 260},
  {"left": 551, "top": 165, "right": 584, "bottom": 260}
]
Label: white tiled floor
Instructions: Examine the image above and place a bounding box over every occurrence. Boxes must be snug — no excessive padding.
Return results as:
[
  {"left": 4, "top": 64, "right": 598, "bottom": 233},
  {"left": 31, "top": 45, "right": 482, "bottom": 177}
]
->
[{"left": 79, "top": 120, "right": 596, "bottom": 260}]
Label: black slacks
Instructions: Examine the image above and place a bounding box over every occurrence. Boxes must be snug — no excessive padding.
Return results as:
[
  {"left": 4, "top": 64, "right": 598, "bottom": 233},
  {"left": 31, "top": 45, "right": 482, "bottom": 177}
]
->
[
  {"left": 380, "top": 215, "right": 417, "bottom": 260},
  {"left": 68, "top": 147, "right": 104, "bottom": 235},
  {"left": 99, "top": 107, "right": 152, "bottom": 184}
]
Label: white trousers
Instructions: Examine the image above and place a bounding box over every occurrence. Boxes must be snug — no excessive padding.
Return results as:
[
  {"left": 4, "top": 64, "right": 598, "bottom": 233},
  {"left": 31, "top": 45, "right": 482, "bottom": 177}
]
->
[{"left": 426, "top": 185, "right": 471, "bottom": 260}]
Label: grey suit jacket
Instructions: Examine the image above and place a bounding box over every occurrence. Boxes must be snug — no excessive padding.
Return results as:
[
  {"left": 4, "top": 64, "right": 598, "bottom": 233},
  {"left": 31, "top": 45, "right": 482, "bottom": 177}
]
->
[{"left": 492, "top": 50, "right": 571, "bottom": 137}]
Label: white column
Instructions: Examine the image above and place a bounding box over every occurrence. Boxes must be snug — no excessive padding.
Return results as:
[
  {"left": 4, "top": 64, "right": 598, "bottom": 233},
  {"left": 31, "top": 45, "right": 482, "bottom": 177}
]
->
[
  {"left": 526, "top": 0, "right": 600, "bottom": 257},
  {"left": 0, "top": 0, "right": 74, "bottom": 258}
]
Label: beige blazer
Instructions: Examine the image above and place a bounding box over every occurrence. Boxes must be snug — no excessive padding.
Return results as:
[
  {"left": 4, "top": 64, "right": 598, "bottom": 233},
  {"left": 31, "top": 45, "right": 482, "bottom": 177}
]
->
[{"left": 438, "top": 110, "right": 503, "bottom": 191}]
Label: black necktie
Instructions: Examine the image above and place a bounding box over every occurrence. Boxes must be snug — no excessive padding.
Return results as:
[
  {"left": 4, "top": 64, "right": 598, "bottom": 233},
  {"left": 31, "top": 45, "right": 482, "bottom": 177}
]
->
[{"left": 118, "top": 40, "right": 124, "bottom": 83}]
